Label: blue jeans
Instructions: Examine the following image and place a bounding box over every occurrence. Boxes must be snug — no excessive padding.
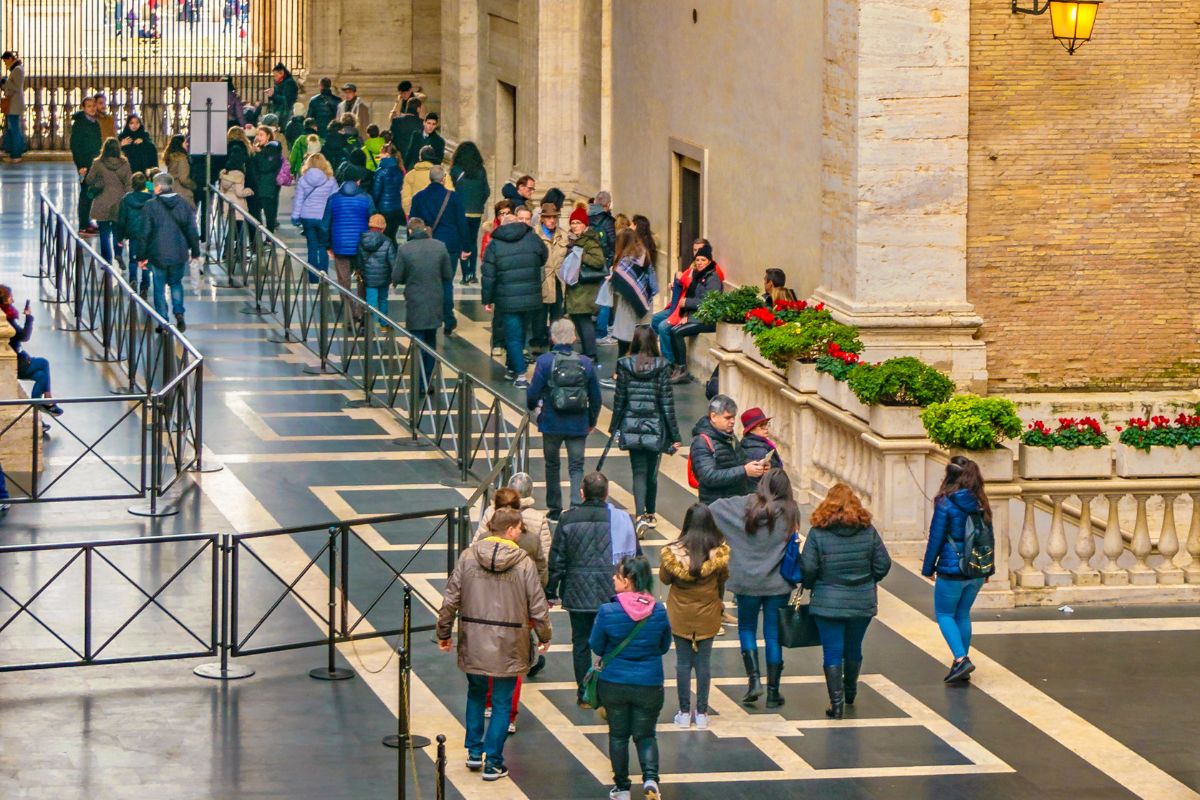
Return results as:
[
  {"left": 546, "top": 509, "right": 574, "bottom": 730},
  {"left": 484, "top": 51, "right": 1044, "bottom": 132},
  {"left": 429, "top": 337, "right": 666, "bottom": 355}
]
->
[
  {"left": 813, "top": 615, "right": 872, "bottom": 667},
  {"left": 443, "top": 279, "right": 457, "bottom": 332},
  {"left": 97, "top": 220, "right": 122, "bottom": 263},
  {"left": 501, "top": 311, "right": 527, "bottom": 374},
  {"left": 17, "top": 355, "right": 51, "bottom": 398},
  {"left": 465, "top": 673, "right": 515, "bottom": 768},
  {"left": 301, "top": 219, "right": 328, "bottom": 281},
  {"left": 596, "top": 304, "right": 612, "bottom": 338},
  {"left": 4, "top": 114, "right": 26, "bottom": 158},
  {"left": 735, "top": 593, "right": 790, "bottom": 666},
  {"left": 933, "top": 576, "right": 985, "bottom": 660},
  {"left": 364, "top": 286, "right": 389, "bottom": 316},
  {"left": 651, "top": 310, "right": 675, "bottom": 364},
  {"left": 151, "top": 263, "right": 186, "bottom": 318}
]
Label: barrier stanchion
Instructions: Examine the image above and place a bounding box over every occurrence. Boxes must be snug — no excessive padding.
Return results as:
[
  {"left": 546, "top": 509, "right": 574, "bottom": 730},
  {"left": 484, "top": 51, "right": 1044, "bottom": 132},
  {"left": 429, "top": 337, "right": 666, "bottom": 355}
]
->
[
  {"left": 435, "top": 734, "right": 447, "bottom": 800},
  {"left": 383, "top": 587, "right": 431, "bottom": 749},
  {"left": 302, "top": 277, "right": 337, "bottom": 375},
  {"left": 310, "top": 525, "right": 355, "bottom": 681},
  {"left": 195, "top": 533, "right": 255, "bottom": 680}
]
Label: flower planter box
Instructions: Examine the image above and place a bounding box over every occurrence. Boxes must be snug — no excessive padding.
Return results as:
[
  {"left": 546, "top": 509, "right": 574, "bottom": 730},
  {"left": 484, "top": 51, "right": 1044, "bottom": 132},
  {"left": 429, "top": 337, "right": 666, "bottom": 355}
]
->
[
  {"left": 950, "top": 444, "right": 1015, "bottom": 483},
  {"left": 1019, "top": 443, "right": 1113, "bottom": 479},
  {"left": 816, "top": 371, "right": 840, "bottom": 404},
  {"left": 786, "top": 361, "right": 818, "bottom": 393},
  {"left": 1114, "top": 444, "right": 1200, "bottom": 478},
  {"left": 715, "top": 322, "right": 744, "bottom": 352},
  {"left": 743, "top": 334, "right": 782, "bottom": 373},
  {"left": 839, "top": 383, "right": 871, "bottom": 421},
  {"left": 868, "top": 404, "right": 925, "bottom": 438}
]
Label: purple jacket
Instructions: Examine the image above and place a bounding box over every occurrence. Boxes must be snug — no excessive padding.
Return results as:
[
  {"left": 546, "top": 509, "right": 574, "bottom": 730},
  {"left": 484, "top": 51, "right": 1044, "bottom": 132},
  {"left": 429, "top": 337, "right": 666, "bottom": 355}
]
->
[{"left": 292, "top": 168, "right": 338, "bottom": 222}]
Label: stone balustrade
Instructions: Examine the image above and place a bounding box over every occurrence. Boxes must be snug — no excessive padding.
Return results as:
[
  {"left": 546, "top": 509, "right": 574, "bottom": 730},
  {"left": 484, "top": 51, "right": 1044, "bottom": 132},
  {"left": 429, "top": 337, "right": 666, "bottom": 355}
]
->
[{"left": 713, "top": 337, "right": 1200, "bottom": 607}]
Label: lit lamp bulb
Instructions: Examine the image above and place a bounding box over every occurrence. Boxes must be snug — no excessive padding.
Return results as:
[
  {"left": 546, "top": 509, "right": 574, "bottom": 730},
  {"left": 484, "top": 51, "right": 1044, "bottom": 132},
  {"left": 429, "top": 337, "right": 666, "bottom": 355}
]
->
[{"left": 1047, "top": 0, "right": 1101, "bottom": 54}]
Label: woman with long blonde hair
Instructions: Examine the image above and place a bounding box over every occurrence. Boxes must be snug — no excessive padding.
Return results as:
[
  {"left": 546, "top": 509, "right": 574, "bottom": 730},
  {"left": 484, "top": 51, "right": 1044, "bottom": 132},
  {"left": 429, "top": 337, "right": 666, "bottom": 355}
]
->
[{"left": 291, "top": 151, "right": 338, "bottom": 279}]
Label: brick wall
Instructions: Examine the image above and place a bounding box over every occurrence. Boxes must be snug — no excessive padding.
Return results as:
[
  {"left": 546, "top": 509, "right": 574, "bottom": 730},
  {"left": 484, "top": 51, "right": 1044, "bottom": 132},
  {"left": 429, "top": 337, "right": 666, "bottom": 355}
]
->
[{"left": 968, "top": 0, "right": 1200, "bottom": 391}]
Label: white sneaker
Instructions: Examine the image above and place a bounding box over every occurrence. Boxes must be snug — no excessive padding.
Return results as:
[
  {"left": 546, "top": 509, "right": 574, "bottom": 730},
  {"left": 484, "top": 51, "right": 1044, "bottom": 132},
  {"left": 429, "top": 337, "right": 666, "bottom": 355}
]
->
[
  {"left": 484, "top": 706, "right": 492, "bottom": 719},
  {"left": 673, "top": 710, "right": 691, "bottom": 729},
  {"left": 694, "top": 712, "right": 709, "bottom": 730},
  {"left": 597, "top": 336, "right": 618, "bottom": 346},
  {"left": 608, "top": 788, "right": 631, "bottom": 800},
  {"left": 643, "top": 780, "right": 661, "bottom": 800},
  {"left": 507, "top": 720, "right": 517, "bottom": 734}
]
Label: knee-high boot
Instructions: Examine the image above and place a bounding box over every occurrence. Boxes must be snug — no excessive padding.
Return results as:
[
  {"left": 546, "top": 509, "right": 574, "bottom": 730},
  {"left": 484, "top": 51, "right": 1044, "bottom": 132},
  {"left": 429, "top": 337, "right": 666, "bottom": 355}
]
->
[
  {"left": 823, "top": 664, "right": 845, "bottom": 720},
  {"left": 740, "top": 650, "right": 762, "bottom": 704},
  {"left": 843, "top": 660, "right": 862, "bottom": 705},
  {"left": 765, "top": 663, "right": 785, "bottom": 708}
]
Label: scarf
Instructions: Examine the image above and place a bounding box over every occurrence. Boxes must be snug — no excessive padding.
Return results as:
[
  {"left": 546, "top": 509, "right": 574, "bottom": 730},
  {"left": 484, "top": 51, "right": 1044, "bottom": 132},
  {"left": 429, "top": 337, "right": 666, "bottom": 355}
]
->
[
  {"left": 609, "top": 503, "right": 638, "bottom": 564},
  {"left": 611, "top": 255, "right": 655, "bottom": 318}
]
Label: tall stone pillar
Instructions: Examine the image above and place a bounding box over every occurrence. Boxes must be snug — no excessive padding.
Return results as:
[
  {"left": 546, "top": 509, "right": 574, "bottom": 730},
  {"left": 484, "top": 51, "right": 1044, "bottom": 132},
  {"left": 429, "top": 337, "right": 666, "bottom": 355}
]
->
[
  {"left": 440, "top": 0, "right": 481, "bottom": 142},
  {"left": 816, "top": 0, "right": 987, "bottom": 391}
]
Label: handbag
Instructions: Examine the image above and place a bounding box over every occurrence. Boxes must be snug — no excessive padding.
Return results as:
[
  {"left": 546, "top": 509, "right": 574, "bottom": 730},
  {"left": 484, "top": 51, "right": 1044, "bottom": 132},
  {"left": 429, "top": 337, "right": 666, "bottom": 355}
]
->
[
  {"left": 580, "top": 617, "right": 648, "bottom": 709},
  {"left": 780, "top": 532, "right": 803, "bottom": 585},
  {"left": 777, "top": 588, "right": 821, "bottom": 648},
  {"left": 595, "top": 277, "right": 613, "bottom": 308}
]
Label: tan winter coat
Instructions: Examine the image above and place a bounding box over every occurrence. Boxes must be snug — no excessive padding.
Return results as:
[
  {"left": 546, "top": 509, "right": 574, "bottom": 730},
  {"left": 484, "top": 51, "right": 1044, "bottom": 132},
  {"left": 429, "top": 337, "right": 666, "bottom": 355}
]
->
[
  {"left": 218, "top": 169, "right": 254, "bottom": 212},
  {"left": 84, "top": 155, "right": 132, "bottom": 222},
  {"left": 538, "top": 224, "right": 569, "bottom": 304},
  {"left": 658, "top": 542, "right": 730, "bottom": 643},
  {"left": 164, "top": 151, "right": 196, "bottom": 206},
  {"left": 401, "top": 160, "right": 455, "bottom": 215},
  {"left": 437, "top": 537, "right": 552, "bottom": 678},
  {"left": 472, "top": 497, "right": 552, "bottom": 586}
]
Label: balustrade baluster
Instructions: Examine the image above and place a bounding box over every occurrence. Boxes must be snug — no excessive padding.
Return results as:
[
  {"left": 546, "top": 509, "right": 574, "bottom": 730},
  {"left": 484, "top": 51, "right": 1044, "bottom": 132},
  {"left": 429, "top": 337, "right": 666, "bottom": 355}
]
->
[
  {"left": 1185, "top": 493, "right": 1200, "bottom": 585},
  {"left": 1128, "top": 494, "right": 1155, "bottom": 585},
  {"left": 1015, "top": 497, "right": 1044, "bottom": 587},
  {"left": 1071, "top": 494, "right": 1100, "bottom": 585},
  {"left": 1154, "top": 493, "right": 1183, "bottom": 584},
  {"left": 1044, "top": 495, "right": 1071, "bottom": 586},
  {"left": 1100, "top": 493, "right": 1128, "bottom": 585}
]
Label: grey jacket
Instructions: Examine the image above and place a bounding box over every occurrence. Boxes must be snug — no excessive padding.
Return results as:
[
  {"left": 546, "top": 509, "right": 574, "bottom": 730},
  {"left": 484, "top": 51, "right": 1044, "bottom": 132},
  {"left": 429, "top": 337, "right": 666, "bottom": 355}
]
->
[
  {"left": 392, "top": 233, "right": 454, "bottom": 331},
  {"left": 2, "top": 62, "right": 24, "bottom": 115},
  {"left": 708, "top": 494, "right": 794, "bottom": 597},
  {"left": 801, "top": 524, "right": 891, "bottom": 619},
  {"left": 84, "top": 156, "right": 132, "bottom": 222}
]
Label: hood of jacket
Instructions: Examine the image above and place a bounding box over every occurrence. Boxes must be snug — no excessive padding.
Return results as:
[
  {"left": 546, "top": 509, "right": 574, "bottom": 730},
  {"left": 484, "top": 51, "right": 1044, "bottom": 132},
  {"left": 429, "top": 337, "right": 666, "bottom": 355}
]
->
[
  {"left": 219, "top": 169, "right": 246, "bottom": 186},
  {"left": 491, "top": 220, "right": 534, "bottom": 244},
  {"left": 98, "top": 155, "right": 125, "bottom": 170},
  {"left": 616, "top": 591, "right": 657, "bottom": 621},
  {"left": 297, "top": 167, "right": 330, "bottom": 188},
  {"left": 124, "top": 190, "right": 152, "bottom": 208},
  {"left": 823, "top": 523, "right": 872, "bottom": 538},
  {"left": 337, "top": 181, "right": 365, "bottom": 198},
  {"left": 519, "top": 496, "right": 535, "bottom": 510},
  {"left": 587, "top": 204, "right": 611, "bottom": 219},
  {"left": 661, "top": 542, "right": 730, "bottom": 582},
  {"left": 358, "top": 230, "right": 390, "bottom": 254},
  {"left": 469, "top": 537, "right": 527, "bottom": 573},
  {"left": 156, "top": 193, "right": 190, "bottom": 214},
  {"left": 691, "top": 415, "right": 733, "bottom": 443},
  {"left": 946, "top": 488, "right": 982, "bottom": 514}
]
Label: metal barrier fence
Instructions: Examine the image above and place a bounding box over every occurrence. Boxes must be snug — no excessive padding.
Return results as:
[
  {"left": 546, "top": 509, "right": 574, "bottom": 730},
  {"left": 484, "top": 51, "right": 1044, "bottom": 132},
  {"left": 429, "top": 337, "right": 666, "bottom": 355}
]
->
[
  {"left": 206, "top": 189, "right": 531, "bottom": 484},
  {"left": 8, "top": 193, "right": 208, "bottom": 514}
]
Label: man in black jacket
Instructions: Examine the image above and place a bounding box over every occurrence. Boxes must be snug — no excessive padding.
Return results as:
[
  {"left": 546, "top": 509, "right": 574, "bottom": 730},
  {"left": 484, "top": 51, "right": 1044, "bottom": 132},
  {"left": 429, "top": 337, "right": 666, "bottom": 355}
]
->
[
  {"left": 138, "top": 173, "right": 200, "bottom": 331},
  {"left": 402, "top": 112, "right": 445, "bottom": 170},
  {"left": 70, "top": 95, "right": 102, "bottom": 235},
  {"left": 481, "top": 209, "right": 548, "bottom": 388},
  {"left": 306, "top": 77, "right": 340, "bottom": 139},
  {"left": 690, "top": 395, "right": 767, "bottom": 504},
  {"left": 547, "top": 472, "right": 638, "bottom": 705}
]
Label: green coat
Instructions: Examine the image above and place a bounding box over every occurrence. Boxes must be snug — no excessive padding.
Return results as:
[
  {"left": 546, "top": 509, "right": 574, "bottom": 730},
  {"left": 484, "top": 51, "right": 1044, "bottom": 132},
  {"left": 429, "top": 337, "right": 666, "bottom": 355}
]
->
[{"left": 563, "top": 229, "right": 607, "bottom": 316}]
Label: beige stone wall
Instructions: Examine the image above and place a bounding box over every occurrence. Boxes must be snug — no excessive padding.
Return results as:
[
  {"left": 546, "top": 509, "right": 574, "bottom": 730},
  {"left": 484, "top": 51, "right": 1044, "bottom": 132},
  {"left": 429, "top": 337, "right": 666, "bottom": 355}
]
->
[
  {"left": 609, "top": 1, "right": 824, "bottom": 291},
  {"left": 968, "top": 0, "right": 1200, "bottom": 391}
]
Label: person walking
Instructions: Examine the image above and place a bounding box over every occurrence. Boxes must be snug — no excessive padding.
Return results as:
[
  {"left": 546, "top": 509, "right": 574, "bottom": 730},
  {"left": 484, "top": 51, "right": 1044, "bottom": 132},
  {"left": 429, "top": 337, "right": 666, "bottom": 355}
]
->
[
  {"left": 801, "top": 482, "right": 892, "bottom": 720},
  {"left": 449, "top": 141, "right": 489, "bottom": 284},
  {"left": 137, "top": 173, "right": 200, "bottom": 332},
  {"left": 402, "top": 111, "right": 445, "bottom": 170},
  {"left": 437, "top": 507, "right": 552, "bottom": 782},
  {"left": 336, "top": 82, "right": 370, "bottom": 135},
  {"left": 322, "top": 172, "right": 375, "bottom": 313},
  {"left": 611, "top": 326, "right": 680, "bottom": 535},
  {"left": 116, "top": 171, "right": 153, "bottom": 294},
  {"left": 607, "top": 229, "right": 658, "bottom": 383},
  {"left": 288, "top": 127, "right": 319, "bottom": 176},
  {"left": 290, "top": 152, "right": 336, "bottom": 278},
  {"left": 0, "top": 285, "right": 62, "bottom": 416},
  {"left": 922, "top": 456, "right": 991, "bottom": 683},
  {"left": 481, "top": 204, "right": 547, "bottom": 385},
  {"left": 1, "top": 51, "right": 26, "bottom": 163},
  {"left": 70, "top": 95, "right": 103, "bottom": 235},
  {"left": 563, "top": 204, "right": 607, "bottom": 364},
  {"left": 306, "top": 77, "right": 340, "bottom": 138},
  {"left": 392, "top": 217, "right": 453, "bottom": 381},
  {"left": 547, "top": 472, "right": 638, "bottom": 704},
  {"left": 266, "top": 62, "right": 299, "bottom": 129},
  {"left": 530, "top": 202, "right": 568, "bottom": 353},
  {"left": 248, "top": 126, "right": 282, "bottom": 231},
  {"left": 118, "top": 114, "right": 158, "bottom": 175},
  {"left": 739, "top": 408, "right": 784, "bottom": 484},
  {"left": 527, "top": 319, "right": 601, "bottom": 517},
  {"left": 689, "top": 395, "right": 767, "bottom": 504},
  {"left": 83, "top": 137, "right": 133, "bottom": 264},
  {"left": 709, "top": 469, "right": 801, "bottom": 708},
  {"left": 388, "top": 80, "right": 422, "bottom": 159},
  {"left": 371, "top": 143, "right": 405, "bottom": 238},
  {"left": 162, "top": 134, "right": 196, "bottom": 208},
  {"left": 590, "top": 555, "right": 671, "bottom": 800},
  {"left": 659, "top": 503, "right": 728, "bottom": 731},
  {"left": 355, "top": 214, "right": 396, "bottom": 315},
  {"left": 410, "top": 165, "right": 469, "bottom": 336},
  {"left": 401, "top": 145, "right": 456, "bottom": 215}
]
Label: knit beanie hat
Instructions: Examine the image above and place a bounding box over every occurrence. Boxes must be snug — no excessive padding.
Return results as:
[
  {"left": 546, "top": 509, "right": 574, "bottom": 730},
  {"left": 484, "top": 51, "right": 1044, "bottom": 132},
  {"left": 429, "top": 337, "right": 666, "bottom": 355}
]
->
[
  {"left": 569, "top": 204, "right": 590, "bottom": 226},
  {"left": 696, "top": 242, "right": 714, "bottom": 261}
]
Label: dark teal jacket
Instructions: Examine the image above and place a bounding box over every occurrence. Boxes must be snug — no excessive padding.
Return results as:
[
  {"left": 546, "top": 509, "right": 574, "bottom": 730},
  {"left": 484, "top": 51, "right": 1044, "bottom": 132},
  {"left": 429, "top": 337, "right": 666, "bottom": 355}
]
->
[{"left": 801, "top": 524, "right": 891, "bottom": 618}]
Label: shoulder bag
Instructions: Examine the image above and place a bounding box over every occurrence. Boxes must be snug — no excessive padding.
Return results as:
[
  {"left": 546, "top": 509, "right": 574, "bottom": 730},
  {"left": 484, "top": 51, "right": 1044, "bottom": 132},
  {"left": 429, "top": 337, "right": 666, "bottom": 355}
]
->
[
  {"left": 580, "top": 617, "right": 648, "bottom": 709},
  {"left": 777, "top": 588, "right": 820, "bottom": 648}
]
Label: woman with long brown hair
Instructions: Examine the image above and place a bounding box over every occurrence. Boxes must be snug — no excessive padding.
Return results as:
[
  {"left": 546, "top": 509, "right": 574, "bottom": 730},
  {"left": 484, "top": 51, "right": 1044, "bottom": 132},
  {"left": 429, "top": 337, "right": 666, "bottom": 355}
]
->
[
  {"left": 921, "top": 455, "right": 991, "bottom": 683},
  {"left": 800, "top": 483, "right": 891, "bottom": 719}
]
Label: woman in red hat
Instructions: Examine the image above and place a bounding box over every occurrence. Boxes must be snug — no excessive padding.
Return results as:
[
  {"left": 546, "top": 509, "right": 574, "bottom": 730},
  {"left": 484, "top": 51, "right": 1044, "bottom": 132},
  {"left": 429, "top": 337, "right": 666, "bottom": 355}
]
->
[{"left": 740, "top": 408, "right": 784, "bottom": 487}]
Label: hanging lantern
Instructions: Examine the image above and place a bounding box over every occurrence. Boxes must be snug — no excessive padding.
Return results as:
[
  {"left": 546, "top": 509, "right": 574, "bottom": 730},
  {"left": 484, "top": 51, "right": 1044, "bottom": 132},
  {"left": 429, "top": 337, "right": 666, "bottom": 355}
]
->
[{"left": 1012, "top": 0, "right": 1102, "bottom": 55}]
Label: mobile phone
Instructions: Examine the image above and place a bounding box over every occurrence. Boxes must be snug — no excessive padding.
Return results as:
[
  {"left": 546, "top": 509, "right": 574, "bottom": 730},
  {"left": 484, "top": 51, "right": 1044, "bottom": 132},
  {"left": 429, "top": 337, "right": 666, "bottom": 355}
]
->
[
  {"left": 759, "top": 448, "right": 776, "bottom": 465},
  {"left": 23, "top": 300, "right": 31, "bottom": 312}
]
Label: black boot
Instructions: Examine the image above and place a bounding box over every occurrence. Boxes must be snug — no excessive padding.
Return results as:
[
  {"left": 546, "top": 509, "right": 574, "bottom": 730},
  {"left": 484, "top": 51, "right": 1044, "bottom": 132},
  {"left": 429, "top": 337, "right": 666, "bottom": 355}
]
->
[
  {"left": 823, "top": 664, "right": 845, "bottom": 719},
  {"left": 765, "top": 663, "right": 785, "bottom": 708},
  {"left": 740, "top": 650, "right": 762, "bottom": 704},
  {"left": 843, "top": 660, "right": 862, "bottom": 705}
]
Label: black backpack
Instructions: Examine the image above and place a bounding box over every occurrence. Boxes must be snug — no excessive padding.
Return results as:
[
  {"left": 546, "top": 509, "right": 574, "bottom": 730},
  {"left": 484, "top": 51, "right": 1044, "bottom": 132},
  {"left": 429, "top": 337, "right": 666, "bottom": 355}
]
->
[
  {"left": 548, "top": 353, "right": 589, "bottom": 413},
  {"left": 955, "top": 512, "right": 996, "bottom": 578}
]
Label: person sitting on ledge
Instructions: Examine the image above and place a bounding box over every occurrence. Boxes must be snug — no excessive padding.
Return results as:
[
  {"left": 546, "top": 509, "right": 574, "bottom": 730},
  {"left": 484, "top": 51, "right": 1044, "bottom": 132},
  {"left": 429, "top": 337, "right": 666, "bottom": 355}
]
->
[
  {"left": 654, "top": 240, "right": 724, "bottom": 383},
  {"left": 0, "top": 285, "right": 62, "bottom": 417},
  {"left": 763, "top": 267, "right": 797, "bottom": 306}
]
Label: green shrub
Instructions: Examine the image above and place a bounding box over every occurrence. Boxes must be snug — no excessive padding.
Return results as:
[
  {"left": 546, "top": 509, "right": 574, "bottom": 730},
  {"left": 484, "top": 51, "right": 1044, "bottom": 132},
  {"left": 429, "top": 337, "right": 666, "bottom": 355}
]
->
[
  {"left": 754, "top": 320, "right": 862, "bottom": 368},
  {"left": 695, "top": 285, "right": 764, "bottom": 324},
  {"left": 846, "top": 357, "right": 954, "bottom": 407},
  {"left": 920, "top": 394, "right": 1023, "bottom": 450}
]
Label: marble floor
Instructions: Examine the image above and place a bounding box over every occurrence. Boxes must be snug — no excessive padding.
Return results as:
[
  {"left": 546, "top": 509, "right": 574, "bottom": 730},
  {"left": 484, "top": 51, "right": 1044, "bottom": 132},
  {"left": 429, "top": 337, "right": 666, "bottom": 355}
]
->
[{"left": 1, "top": 164, "right": 1198, "bottom": 799}]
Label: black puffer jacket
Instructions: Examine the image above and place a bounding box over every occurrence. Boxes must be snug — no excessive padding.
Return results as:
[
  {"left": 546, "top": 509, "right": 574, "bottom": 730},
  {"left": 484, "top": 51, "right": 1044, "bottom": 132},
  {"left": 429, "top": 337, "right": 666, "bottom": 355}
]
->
[
  {"left": 137, "top": 193, "right": 201, "bottom": 268},
  {"left": 249, "top": 141, "right": 283, "bottom": 200},
  {"left": 481, "top": 221, "right": 547, "bottom": 314},
  {"left": 689, "top": 416, "right": 750, "bottom": 503},
  {"left": 800, "top": 524, "right": 892, "bottom": 619},
  {"left": 547, "top": 500, "right": 618, "bottom": 612},
  {"left": 612, "top": 355, "right": 680, "bottom": 453},
  {"left": 356, "top": 230, "right": 397, "bottom": 289}
]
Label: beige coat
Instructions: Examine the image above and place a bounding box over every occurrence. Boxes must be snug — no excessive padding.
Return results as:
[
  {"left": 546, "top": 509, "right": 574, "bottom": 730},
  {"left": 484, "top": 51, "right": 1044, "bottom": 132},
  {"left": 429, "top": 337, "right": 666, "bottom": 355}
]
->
[
  {"left": 658, "top": 542, "right": 730, "bottom": 643},
  {"left": 437, "top": 537, "right": 552, "bottom": 678},
  {"left": 164, "top": 151, "right": 196, "bottom": 206},
  {"left": 84, "top": 155, "right": 132, "bottom": 222},
  {"left": 473, "top": 497, "right": 552, "bottom": 586},
  {"left": 537, "top": 224, "right": 569, "bottom": 304},
  {"left": 218, "top": 169, "right": 254, "bottom": 212},
  {"left": 401, "top": 161, "right": 455, "bottom": 215}
]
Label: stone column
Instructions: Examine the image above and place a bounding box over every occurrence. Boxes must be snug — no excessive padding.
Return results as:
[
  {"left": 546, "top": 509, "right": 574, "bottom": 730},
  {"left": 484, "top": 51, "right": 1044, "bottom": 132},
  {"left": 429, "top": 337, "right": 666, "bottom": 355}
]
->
[
  {"left": 816, "top": 0, "right": 987, "bottom": 391},
  {"left": 440, "top": 0, "right": 481, "bottom": 142}
]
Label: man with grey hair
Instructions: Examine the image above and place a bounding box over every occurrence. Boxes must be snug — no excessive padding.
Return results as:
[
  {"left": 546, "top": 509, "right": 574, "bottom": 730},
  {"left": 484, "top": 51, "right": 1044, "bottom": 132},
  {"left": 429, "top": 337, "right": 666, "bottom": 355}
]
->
[
  {"left": 587, "top": 189, "right": 617, "bottom": 267},
  {"left": 690, "top": 393, "right": 767, "bottom": 503},
  {"left": 137, "top": 173, "right": 200, "bottom": 332},
  {"left": 393, "top": 216, "right": 454, "bottom": 384},
  {"left": 526, "top": 318, "right": 601, "bottom": 519},
  {"left": 471, "top": 472, "right": 553, "bottom": 588},
  {"left": 409, "top": 163, "right": 469, "bottom": 336}
]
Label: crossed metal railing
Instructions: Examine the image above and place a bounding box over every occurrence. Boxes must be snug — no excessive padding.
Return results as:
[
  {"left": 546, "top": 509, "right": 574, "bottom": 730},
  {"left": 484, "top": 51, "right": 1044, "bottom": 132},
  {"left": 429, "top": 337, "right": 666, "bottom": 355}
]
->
[
  {"left": 11, "top": 194, "right": 206, "bottom": 513},
  {"left": 206, "top": 189, "right": 530, "bottom": 483}
]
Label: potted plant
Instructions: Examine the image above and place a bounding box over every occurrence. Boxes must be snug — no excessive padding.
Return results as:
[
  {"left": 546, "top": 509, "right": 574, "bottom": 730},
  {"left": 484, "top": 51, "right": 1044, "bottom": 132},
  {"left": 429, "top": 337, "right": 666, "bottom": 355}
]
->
[
  {"left": 1114, "top": 414, "right": 1200, "bottom": 477},
  {"left": 1019, "top": 417, "right": 1113, "bottom": 479},
  {"left": 742, "top": 307, "right": 782, "bottom": 368},
  {"left": 750, "top": 319, "right": 861, "bottom": 391},
  {"left": 921, "top": 394, "right": 1024, "bottom": 481},
  {"left": 847, "top": 357, "right": 955, "bottom": 438},
  {"left": 695, "top": 286, "right": 764, "bottom": 352},
  {"left": 815, "top": 342, "right": 869, "bottom": 419}
]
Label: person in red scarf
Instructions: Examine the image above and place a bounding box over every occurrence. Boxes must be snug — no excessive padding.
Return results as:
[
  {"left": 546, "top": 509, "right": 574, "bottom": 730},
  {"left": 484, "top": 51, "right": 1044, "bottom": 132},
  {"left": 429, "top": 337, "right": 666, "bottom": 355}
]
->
[{"left": 652, "top": 241, "right": 724, "bottom": 383}]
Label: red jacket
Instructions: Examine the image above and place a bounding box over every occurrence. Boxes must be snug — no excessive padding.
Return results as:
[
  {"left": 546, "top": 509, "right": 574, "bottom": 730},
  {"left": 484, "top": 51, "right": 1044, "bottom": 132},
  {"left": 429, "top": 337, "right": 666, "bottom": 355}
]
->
[{"left": 666, "top": 262, "right": 725, "bottom": 326}]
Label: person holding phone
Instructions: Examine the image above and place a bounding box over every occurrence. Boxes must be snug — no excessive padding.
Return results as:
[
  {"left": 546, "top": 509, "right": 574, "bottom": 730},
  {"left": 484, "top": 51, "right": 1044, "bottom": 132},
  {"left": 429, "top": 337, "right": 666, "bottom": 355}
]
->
[
  {"left": 739, "top": 408, "right": 784, "bottom": 488},
  {"left": 0, "top": 286, "right": 62, "bottom": 416}
]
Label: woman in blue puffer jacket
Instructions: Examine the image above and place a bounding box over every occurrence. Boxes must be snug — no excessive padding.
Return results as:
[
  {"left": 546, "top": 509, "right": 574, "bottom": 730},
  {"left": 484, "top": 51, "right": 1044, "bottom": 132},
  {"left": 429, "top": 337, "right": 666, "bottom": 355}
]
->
[
  {"left": 371, "top": 143, "right": 406, "bottom": 239},
  {"left": 291, "top": 153, "right": 338, "bottom": 280},
  {"left": 921, "top": 455, "right": 990, "bottom": 684}
]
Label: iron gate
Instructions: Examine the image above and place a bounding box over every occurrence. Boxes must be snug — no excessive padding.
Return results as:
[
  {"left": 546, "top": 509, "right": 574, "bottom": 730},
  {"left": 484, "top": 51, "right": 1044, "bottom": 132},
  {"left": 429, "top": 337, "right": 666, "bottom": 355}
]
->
[{"left": 1, "top": 0, "right": 305, "bottom": 150}]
